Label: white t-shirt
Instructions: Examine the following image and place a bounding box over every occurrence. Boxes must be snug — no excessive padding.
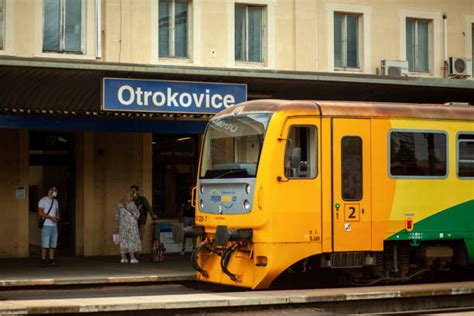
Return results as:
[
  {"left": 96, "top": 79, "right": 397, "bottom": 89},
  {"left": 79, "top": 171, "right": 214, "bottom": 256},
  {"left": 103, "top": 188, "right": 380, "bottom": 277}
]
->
[{"left": 38, "top": 197, "right": 58, "bottom": 227}]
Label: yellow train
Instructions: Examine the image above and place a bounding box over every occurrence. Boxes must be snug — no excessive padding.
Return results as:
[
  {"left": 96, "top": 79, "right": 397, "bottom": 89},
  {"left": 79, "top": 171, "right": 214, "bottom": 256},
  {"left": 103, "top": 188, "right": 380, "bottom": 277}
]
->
[{"left": 174, "top": 100, "right": 474, "bottom": 289}]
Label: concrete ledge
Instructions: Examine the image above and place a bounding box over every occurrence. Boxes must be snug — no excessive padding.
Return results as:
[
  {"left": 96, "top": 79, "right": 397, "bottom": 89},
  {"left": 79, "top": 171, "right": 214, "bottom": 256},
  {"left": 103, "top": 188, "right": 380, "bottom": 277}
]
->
[
  {"left": 1, "top": 282, "right": 474, "bottom": 314},
  {"left": 0, "top": 273, "right": 195, "bottom": 288},
  {"left": 0, "top": 255, "right": 196, "bottom": 289}
]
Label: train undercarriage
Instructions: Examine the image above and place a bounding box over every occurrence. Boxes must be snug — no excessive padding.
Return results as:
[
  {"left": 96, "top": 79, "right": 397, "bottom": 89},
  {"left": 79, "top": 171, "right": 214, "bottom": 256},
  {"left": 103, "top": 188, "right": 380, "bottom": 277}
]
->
[{"left": 285, "top": 241, "right": 470, "bottom": 287}]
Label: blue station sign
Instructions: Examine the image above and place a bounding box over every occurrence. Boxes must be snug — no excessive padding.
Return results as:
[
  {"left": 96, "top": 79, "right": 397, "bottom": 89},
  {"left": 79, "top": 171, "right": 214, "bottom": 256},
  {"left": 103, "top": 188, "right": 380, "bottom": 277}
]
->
[{"left": 102, "top": 78, "right": 247, "bottom": 114}]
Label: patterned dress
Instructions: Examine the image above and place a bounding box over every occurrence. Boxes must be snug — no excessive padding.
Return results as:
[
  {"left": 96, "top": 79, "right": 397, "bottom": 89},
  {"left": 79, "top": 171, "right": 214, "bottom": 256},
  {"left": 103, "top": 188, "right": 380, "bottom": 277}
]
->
[{"left": 115, "top": 201, "right": 142, "bottom": 253}]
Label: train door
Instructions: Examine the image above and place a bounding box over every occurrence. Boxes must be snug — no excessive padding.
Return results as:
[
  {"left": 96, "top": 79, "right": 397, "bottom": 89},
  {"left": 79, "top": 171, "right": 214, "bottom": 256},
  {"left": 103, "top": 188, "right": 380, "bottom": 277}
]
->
[
  {"left": 272, "top": 117, "right": 321, "bottom": 243},
  {"left": 332, "top": 119, "right": 372, "bottom": 252}
]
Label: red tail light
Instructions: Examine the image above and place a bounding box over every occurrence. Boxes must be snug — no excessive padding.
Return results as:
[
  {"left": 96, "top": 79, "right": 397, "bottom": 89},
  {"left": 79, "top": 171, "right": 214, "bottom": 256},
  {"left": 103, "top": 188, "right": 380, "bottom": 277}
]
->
[{"left": 406, "top": 218, "right": 413, "bottom": 231}]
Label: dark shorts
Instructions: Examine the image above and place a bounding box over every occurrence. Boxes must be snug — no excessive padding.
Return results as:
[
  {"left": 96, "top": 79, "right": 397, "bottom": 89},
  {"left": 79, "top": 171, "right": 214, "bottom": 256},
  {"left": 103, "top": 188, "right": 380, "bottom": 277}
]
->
[{"left": 139, "top": 224, "right": 146, "bottom": 240}]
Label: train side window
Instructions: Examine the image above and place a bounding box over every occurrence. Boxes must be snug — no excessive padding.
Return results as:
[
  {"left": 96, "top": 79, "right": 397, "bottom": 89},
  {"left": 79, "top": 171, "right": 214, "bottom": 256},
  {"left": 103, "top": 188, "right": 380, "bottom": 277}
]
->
[
  {"left": 457, "top": 133, "right": 474, "bottom": 178},
  {"left": 341, "top": 136, "right": 363, "bottom": 201},
  {"left": 284, "top": 126, "right": 317, "bottom": 179},
  {"left": 390, "top": 131, "right": 447, "bottom": 178}
]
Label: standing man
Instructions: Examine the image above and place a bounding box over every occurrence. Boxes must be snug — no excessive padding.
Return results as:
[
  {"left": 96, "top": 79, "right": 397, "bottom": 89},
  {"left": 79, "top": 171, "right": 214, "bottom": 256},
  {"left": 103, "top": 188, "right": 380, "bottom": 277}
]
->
[
  {"left": 130, "top": 185, "right": 156, "bottom": 242},
  {"left": 38, "top": 185, "right": 60, "bottom": 267},
  {"left": 179, "top": 187, "right": 196, "bottom": 255}
]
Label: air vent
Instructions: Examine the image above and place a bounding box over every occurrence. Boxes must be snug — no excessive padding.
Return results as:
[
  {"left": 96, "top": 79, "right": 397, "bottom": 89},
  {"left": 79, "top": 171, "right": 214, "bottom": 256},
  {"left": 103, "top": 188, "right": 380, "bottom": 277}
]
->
[
  {"left": 331, "top": 252, "right": 365, "bottom": 268},
  {"left": 381, "top": 60, "right": 409, "bottom": 76},
  {"left": 387, "top": 66, "right": 402, "bottom": 76}
]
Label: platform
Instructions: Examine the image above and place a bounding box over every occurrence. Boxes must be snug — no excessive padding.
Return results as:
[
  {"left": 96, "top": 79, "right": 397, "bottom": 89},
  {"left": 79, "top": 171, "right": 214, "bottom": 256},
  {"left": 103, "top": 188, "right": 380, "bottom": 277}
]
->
[
  {"left": 0, "top": 255, "right": 195, "bottom": 287},
  {"left": 0, "top": 281, "right": 474, "bottom": 314}
]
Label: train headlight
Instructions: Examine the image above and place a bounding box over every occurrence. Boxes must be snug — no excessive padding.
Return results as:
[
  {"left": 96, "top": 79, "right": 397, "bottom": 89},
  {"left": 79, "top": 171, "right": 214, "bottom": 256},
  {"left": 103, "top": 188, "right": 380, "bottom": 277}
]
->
[
  {"left": 245, "top": 184, "right": 251, "bottom": 195},
  {"left": 200, "top": 185, "right": 205, "bottom": 193},
  {"left": 200, "top": 199, "right": 204, "bottom": 209},
  {"left": 243, "top": 200, "right": 250, "bottom": 211}
]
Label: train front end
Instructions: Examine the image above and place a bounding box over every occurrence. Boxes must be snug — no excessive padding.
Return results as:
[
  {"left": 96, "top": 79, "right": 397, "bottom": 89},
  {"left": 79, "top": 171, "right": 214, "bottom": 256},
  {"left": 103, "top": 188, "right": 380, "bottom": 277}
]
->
[{"left": 183, "top": 110, "right": 275, "bottom": 289}]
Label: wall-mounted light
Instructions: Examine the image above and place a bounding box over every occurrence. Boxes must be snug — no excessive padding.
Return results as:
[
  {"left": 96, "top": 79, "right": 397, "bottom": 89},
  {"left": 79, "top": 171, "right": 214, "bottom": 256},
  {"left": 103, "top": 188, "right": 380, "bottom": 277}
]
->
[{"left": 177, "top": 137, "right": 192, "bottom": 142}]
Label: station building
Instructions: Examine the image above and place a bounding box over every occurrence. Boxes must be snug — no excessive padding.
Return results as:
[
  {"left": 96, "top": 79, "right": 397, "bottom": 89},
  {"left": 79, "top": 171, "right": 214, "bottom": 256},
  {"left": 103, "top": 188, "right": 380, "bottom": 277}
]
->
[{"left": 0, "top": 0, "right": 473, "bottom": 258}]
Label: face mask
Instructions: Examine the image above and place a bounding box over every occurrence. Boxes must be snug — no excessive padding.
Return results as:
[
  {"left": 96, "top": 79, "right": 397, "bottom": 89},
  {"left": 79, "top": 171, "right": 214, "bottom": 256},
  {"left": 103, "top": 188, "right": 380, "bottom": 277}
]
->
[{"left": 52, "top": 191, "right": 58, "bottom": 198}]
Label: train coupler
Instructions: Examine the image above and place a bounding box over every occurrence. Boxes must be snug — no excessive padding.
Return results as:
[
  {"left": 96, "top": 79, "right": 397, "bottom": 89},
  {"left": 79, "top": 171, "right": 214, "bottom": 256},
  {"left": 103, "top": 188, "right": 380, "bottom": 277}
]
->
[{"left": 215, "top": 225, "right": 252, "bottom": 246}]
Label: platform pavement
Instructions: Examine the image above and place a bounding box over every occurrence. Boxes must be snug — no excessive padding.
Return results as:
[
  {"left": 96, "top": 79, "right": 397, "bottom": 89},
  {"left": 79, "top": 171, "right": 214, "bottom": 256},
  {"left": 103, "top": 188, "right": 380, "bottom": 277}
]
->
[
  {"left": 0, "top": 281, "right": 474, "bottom": 314},
  {"left": 0, "top": 254, "right": 195, "bottom": 287}
]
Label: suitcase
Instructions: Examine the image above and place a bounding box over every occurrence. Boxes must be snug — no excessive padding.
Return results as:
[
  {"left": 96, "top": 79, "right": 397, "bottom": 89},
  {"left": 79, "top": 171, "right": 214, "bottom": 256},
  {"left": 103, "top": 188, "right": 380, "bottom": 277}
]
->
[{"left": 151, "top": 221, "right": 166, "bottom": 262}]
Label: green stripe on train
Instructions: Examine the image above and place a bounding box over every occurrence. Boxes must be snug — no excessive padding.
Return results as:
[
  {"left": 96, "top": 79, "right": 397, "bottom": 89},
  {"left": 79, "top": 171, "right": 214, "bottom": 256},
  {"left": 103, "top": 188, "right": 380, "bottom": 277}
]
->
[{"left": 387, "top": 200, "right": 474, "bottom": 263}]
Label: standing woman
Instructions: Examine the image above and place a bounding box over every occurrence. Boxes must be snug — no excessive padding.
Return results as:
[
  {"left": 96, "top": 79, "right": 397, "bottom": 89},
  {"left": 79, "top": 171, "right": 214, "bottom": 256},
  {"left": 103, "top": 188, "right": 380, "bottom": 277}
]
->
[{"left": 115, "top": 192, "right": 141, "bottom": 263}]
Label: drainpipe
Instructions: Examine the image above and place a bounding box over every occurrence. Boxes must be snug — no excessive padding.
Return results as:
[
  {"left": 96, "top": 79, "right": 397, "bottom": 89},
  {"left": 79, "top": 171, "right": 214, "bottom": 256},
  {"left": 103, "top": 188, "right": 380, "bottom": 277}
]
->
[
  {"left": 443, "top": 13, "right": 448, "bottom": 77},
  {"left": 96, "top": 0, "right": 102, "bottom": 59}
]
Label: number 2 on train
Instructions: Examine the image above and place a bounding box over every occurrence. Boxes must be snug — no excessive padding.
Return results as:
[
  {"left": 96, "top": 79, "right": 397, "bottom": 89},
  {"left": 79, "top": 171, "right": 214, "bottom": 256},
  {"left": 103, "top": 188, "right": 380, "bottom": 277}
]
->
[{"left": 344, "top": 204, "right": 360, "bottom": 222}]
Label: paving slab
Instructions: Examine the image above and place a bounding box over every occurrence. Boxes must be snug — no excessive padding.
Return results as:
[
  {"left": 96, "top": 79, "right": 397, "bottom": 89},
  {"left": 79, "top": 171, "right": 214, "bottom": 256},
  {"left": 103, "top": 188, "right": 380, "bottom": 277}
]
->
[
  {"left": 0, "top": 255, "right": 195, "bottom": 288},
  {"left": 1, "top": 281, "right": 474, "bottom": 314}
]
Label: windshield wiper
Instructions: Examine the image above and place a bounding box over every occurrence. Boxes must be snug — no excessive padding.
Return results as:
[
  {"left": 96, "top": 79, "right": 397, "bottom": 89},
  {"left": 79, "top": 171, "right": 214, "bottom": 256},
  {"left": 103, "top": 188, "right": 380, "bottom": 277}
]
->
[{"left": 215, "top": 169, "right": 245, "bottom": 179}]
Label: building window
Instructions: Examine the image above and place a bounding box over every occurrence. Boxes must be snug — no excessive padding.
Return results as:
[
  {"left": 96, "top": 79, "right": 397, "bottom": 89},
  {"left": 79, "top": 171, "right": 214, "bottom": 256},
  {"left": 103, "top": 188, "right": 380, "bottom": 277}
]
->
[
  {"left": 334, "top": 13, "right": 359, "bottom": 69},
  {"left": 284, "top": 126, "right": 318, "bottom": 179},
  {"left": 390, "top": 131, "right": 447, "bottom": 178},
  {"left": 43, "top": 0, "right": 83, "bottom": 53},
  {"left": 159, "top": 0, "right": 189, "bottom": 58},
  {"left": 406, "top": 18, "right": 430, "bottom": 72},
  {"left": 341, "top": 136, "right": 362, "bottom": 201},
  {"left": 457, "top": 134, "right": 474, "bottom": 178},
  {"left": 235, "top": 5, "right": 264, "bottom": 63}
]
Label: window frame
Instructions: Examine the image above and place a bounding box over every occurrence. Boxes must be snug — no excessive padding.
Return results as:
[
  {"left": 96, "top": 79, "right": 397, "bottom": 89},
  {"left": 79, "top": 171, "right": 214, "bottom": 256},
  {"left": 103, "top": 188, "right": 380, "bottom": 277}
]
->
[
  {"left": 341, "top": 136, "right": 363, "bottom": 201},
  {"left": 0, "top": 0, "right": 4, "bottom": 50},
  {"left": 456, "top": 132, "right": 474, "bottom": 180},
  {"left": 406, "top": 17, "right": 432, "bottom": 74},
  {"left": 42, "top": 0, "right": 86, "bottom": 54},
  {"left": 334, "top": 12, "right": 361, "bottom": 71},
  {"left": 158, "top": 0, "right": 191, "bottom": 59},
  {"left": 388, "top": 129, "right": 449, "bottom": 179},
  {"left": 283, "top": 125, "right": 318, "bottom": 180},
  {"left": 234, "top": 3, "right": 266, "bottom": 64}
]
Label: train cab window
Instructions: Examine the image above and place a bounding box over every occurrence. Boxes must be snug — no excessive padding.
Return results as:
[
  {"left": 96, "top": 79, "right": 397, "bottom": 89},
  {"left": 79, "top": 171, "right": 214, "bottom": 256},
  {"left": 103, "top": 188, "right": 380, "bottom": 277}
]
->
[
  {"left": 390, "top": 131, "right": 447, "bottom": 178},
  {"left": 284, "top": 126, "right": 317, "bottom": 179},
  {"left": 457, "top": 133, "right": 474, "bottom": 178},
  {"left": 341, "top": 136, "right": 362, "bottom": 201}
]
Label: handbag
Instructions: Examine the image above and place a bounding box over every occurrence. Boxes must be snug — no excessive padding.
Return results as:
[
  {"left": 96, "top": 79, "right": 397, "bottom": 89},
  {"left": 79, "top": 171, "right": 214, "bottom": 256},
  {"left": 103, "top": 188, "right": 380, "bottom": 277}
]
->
[
  {"left": 112, "top": 233, "right": 120, "bottom": 246},
  {"left": 38, "top": 199, "right": 55, "bottom": 229}
]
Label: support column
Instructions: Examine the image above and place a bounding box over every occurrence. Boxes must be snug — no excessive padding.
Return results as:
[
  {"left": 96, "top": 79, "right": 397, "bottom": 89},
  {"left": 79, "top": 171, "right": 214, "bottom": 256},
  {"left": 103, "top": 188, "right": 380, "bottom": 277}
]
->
[
  {"left": 17, "top": 129, "right": 29, "bottom": 257},
  {"left": 142, "top": 133, "right": 153, "bottom": 253},
  {"left": 76, "top": 132, "right": 94, "bottom": 256},
  {"left": 0, "top": 129, "right": 29, "bottom": 258}
]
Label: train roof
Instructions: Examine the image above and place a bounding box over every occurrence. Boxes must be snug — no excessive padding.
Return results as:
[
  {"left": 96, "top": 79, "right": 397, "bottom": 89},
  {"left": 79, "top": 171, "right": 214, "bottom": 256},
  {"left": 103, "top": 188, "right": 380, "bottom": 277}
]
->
[{"left": 215, "top": 100, "right": 474, "bottom": 121}]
